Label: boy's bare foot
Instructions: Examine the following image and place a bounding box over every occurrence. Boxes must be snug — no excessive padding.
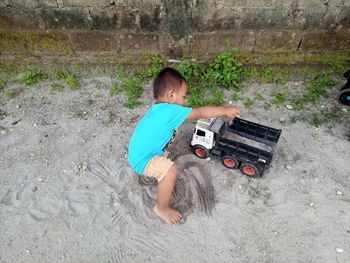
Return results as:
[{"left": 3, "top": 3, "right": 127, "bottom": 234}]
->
[{"left": 154, "top": 205, "right": 182, "bottom": 225}]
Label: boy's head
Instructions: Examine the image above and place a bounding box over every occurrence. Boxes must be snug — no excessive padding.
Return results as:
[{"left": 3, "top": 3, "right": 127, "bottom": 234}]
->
[{"left": 153, "top": 68, "right": 187, "bottom": 106}]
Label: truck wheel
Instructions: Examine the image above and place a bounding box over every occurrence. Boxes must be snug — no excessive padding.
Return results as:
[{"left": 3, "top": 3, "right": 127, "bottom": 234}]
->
[
  {"left": 338, "top": 88, "right": 350, "bottom": 106},
  {"left": 240, "top": 163, "right": 259, "bottom": 177},
  {"left": 222, "top": 156, "right": 239, "bottom": 169},
  {"left": 193, "top": 145, "right": 209, "bottom": 159}
]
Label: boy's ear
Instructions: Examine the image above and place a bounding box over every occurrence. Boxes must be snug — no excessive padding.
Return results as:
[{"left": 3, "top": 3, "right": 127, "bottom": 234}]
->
[{"left": 167, "top": 89, "right": 175, "bottom": 101}]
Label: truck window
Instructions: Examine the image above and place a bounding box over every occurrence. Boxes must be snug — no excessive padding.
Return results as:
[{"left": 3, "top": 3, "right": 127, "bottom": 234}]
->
[{"left": 196, "top": 129, "right": 206, "bottom": 137}]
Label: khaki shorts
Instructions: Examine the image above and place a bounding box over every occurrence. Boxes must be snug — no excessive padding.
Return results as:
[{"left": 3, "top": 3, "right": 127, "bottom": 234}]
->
[{"left": 144, "top": 154, "right": 174, "bottom": 182}]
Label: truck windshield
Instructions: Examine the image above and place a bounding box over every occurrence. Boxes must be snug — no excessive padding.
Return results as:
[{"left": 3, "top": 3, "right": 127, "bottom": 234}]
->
[{"left": 196, "top": 129, "right": 206, "bottom": 137}]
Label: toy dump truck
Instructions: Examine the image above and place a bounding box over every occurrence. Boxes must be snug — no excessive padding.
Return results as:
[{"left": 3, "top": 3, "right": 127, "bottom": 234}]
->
[{"left": 190, "top": 117, "right": 282, "bottom": 177}]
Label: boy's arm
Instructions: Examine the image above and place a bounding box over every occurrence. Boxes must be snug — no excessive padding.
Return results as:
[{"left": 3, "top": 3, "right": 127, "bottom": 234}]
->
[{"left": 187, "top": 106, "right": 241, "bottom": 121}]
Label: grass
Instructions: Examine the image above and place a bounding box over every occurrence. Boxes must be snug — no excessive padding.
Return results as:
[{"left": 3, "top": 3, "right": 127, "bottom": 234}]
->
[
  {"left": 271, "top": 92, "right": 286, "bottom": 107},
  {"left": 5, "top": 89, "right": 17, "bottom": 98},
  {"left": 291, "top": 71, "right": 337, "bottom": 109},
  {"left": 110, "top": 75, "right": 143, "bottom": 109},
  {"left": 51, "top": 70, "right": 79, "bottom": 89},
  {"left": 290, "top": 106, "right": 347, "bottom": 127},
  {"left": 18, "top": 69, "right": 47, "bottom": 86},
  {"left": 51, "top": 83, "right": 64, "bottom": 92},
  {"left": 139, "top": 55, "right": 165, "bottom": 80},
  {"left": 0, "top": 76, "right": 6, "bottom": 90},
  {"left": 244, "top": 98, "right": 253, "bottom": 109}
]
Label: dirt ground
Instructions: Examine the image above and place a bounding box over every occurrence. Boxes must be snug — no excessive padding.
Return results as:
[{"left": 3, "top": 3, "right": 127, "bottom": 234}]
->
[{"left": 0, "top": 74, "right": 349, "bottom": 263}]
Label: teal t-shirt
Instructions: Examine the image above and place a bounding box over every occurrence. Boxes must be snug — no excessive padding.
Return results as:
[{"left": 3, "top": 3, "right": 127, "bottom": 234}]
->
[{"left": 128, "top": 103, "right": 192, "bottom": 175}]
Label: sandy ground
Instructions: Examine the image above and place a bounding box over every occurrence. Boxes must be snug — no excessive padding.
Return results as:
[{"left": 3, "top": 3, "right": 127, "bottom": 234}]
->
[{"left": 0, "top": 75, "right": 350, "bottom": 263}]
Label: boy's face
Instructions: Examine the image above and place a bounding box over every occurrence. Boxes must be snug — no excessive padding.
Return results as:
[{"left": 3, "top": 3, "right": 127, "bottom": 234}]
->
[{"left": 171, "top": 82, "right": 187, "bottom": 106}]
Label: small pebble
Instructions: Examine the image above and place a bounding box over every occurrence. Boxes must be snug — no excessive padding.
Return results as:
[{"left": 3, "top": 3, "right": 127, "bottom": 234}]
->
[
  {"left": 16, "top": 105, "right": 20, "bottom": 109},
  {"left": 312, "top": 133, "right": 320, "bottom": 139},
  {"left": 238, "top": 185, "right": 242, "bottom": 189},
  {"left": 335, "top": 248, "right": 344, "bottom": 254},
  {"left": 342, "top": 108, "right": 348, "bottom": 113},
  {"left": 37, "top": 177, "right": 44, "bottom": 182},
  {"left": 286, "top": 165, "right": 292, "bottom": 170},
  {"left": 228, "top": 100, "right": 233, "bottom": 105},
  {"left": 286, "top": 104, "right": 293, "bottom": 110},
  {"left": 206, "top": 157, "right": 211, "bottom": 161},
  {"left": 30, "top": 153, "right": 35, "bottom": 157},
  {"left": 33, "top": 123, "right": 37, "bottom": 127},
  {"left": 279, "top": 117, "right": 285, "bottom": 122},
  {"left": 320, "top": 105, "right": 325, "bottom": 108},
  {"left": 336, "top": 190, "right": 343, "bottom": 195},
  {"left": 310, "top": 202, "right": 314, "bottom": 207},
  {"left": 0, "top": 129, "right": 9, "bottom": 135},
  {"left": 32, "top": 186, "right": 38, "bottom": 192}
]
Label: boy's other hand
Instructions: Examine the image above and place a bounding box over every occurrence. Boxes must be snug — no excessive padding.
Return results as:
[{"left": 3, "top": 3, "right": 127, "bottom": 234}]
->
[{"left": 225, "top": 106, "right": 241, "bottom": 118}]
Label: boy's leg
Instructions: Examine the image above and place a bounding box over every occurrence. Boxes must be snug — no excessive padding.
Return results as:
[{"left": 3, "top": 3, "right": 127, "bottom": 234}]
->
[{"left": 154, "top": 164, "right": 182, "bottom": 225}]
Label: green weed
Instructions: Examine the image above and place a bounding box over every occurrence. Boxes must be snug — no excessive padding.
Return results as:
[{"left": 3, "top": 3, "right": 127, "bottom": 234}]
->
[
  {"left": 290, "top": 106, "right": 346, "bottom": 127},
  {"left": 51, "top": 70, "right": 79, "bottom": 89},
  {"left": 0, "top": 76, "right": 6, "bottom": 90},
  {"left": 175, "top": 59, "right": 205, "bottom": 83},
  {"left": 207, "top": 87, "right": 225, "bottom": 106},
  {"left": 186, "top": 84, "right": 205, "bottom": 107},
  {"left": 292, "top": 71, "right": 336, "bottom": 109},
  {"left": 18, "top": 69, "right": 47, "bottom": 86},
  {"left": 244, "top": 98, "right": 253, "bottom": 109},
  {"left": 232, "top": 92, "right": 244, "bottom": 101},
  {"left": 111, "top": 76, "right": 143, "bottom": 109},
  {"left": 139, "top": 55, "right": 165, "bottom": 79},
  {"left": 205, "top": 52, "right": 242, "bottom": 90},
  {"left": 109, "top": 83, "right": 122, "bottom": 96},
  {"left": 271, "top": 92, "right": 286, "bottom": 107},
  {"left": 51, "top": 83, "right": 64, "bottom": 92},
  {"left": 5, "top": 89, "right": 17, "bottom": 98}
]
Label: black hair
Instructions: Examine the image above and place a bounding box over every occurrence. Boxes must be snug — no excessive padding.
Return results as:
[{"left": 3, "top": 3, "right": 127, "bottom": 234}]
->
[{"left": 153, "top": 68, "right": 186, "bottom": 99}]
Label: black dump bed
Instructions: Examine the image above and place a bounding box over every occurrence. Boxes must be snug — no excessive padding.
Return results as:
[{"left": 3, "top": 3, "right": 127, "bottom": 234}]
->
[
  {"left": 226, "top": 118, "right": 282, "bottom": 149},
  {"left": 211, "top": 117, "right": 282, "bottom": 165}
]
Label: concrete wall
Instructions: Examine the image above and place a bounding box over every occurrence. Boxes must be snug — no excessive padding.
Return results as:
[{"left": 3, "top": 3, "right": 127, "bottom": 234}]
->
[{"left": 0, "top": 0, "right": 350, "bottom": 59}]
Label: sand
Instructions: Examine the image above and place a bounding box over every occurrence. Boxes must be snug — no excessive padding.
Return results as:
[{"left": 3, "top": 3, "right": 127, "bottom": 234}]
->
[{"left": 0, "top": 75, "right": 349, "bottom": 262}]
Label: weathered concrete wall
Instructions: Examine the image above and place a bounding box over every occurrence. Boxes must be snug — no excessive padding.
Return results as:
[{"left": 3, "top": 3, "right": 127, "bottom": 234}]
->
[{"left": 0, "top": 0, "right": 349, "bottom": 61}]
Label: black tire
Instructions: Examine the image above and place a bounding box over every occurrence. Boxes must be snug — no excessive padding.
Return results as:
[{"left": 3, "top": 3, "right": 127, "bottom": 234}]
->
[
  {"left": 240, "top": 163, "right": 260, "bottom": 177},
  {"left": 339, "top": 88, "right": 350, "bottom": 106},
  {"left": 192, "top": 145, "right": 210, "bottom": 159},
  {"left": 221, "top": 155, "right": 239, "bottom": 169}
]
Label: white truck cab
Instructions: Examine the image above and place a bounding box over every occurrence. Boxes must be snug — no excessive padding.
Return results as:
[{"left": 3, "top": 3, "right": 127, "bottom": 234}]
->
[
  {"left": 190, "top": 117, "right": 225, "bottom": 158},
  {"left": 190, "top": 118, "right": 216, "bottom": 150}
]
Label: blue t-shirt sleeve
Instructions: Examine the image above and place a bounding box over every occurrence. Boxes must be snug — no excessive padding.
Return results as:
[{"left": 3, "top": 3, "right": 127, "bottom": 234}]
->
[{"left": 167, "top": 104, "right": 192, "bottom": 130}]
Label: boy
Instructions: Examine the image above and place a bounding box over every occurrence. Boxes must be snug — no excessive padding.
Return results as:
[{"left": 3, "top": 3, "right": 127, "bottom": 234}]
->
[{"left": 128, "top": 68, "right": 241, "bottom": 225}]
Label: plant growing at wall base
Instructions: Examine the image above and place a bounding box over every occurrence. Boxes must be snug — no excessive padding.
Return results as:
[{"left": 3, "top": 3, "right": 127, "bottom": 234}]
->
[
  {"left": 139, "top": 55, "right": 165, "bottom": 79},
  {"left": 19, "top": 69, "right": 47, "bottom": 86},
  {"left": 51, "top": 70, "right": 80, "bottom": 89},
  {"left": 205, "top": 52, "right": 242, "bottom": 90}
]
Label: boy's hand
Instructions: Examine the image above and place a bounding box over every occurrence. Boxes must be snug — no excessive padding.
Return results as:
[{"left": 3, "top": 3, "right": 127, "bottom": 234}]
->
[{"left": 225, "top": 106, "right": 241, "bottom": 118}]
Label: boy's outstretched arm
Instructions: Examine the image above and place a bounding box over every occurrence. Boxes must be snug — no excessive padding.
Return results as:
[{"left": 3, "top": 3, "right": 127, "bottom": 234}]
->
[{"left": 187, "top": 106, "right": 241, "bottom": 121}]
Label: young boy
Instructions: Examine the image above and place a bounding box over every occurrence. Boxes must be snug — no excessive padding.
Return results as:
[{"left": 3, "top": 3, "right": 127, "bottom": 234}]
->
[{"left": 128, "top": 68, "right": 241, "bottom": 225}]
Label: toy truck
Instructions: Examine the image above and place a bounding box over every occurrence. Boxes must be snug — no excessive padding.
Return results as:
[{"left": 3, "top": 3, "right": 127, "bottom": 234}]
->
[{"left": 190, "top": 117, "right": 282, "bottom": 177}]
